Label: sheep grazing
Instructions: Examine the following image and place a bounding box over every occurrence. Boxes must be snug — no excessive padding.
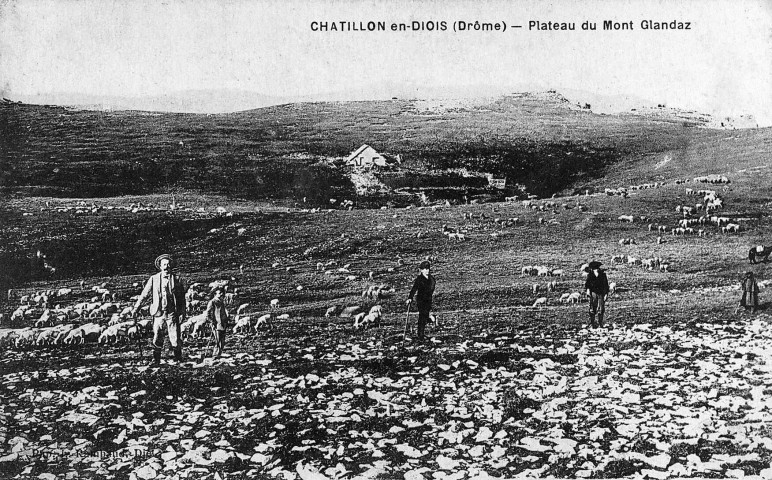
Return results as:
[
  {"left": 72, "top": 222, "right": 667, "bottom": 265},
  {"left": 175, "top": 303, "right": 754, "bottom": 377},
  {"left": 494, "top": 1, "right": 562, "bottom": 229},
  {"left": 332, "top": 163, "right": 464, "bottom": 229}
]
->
[
  {"left": 608, "top": 283, "right": 617, "bottom": 296},
  {"left": 62, "top": 323, "right": 97, "bottom": 345},
  {"left": 547, "top": 281, "right": 557, "bottom": 293},
  {"left": 325, "top": 306, "right": 340, "bottom": 317},
  {"left": 559, "top": 293, "right": 571, "bottom": 303},
  {"left": 34, "top": 309, "right": 53, "bottom": 328},
  {"left": 189, "top": 313, "right": 210, "bottom": 338},
  {"left": 36, "top": 325, "right": 71, "bottom": 346},
  {"left": 618, "top": 215, "right": 635, "bottom": 223},
  {"left": 98, "top": 322, "right": 133, "bottom": 344},
  {"left": 340, "top": 306, "right": 362, "bottom": 318},
  {"left": 536, "top": 266, "right": 550, "bottom": 277},
  {"left": 254, "top": 313, "right": 273, "bottom": 331},
  {"left": 567, "top": 292, "right": 582, "bottom": 304},
  {"left": 15, "top": 328, "right": 40, "bottom": 350},
  {"left": 352, "top": 312, "right": 366, "bottom": 328},
  {"left": 355, "top": 305, "right": 382, "bottom": 330},
  {"left": 611, "top": 255, "right": 625, "bottom": 264},
  {"left": 233, "top": 315, "right": 253, "bottom": 335},
  {"left": 550, "top": 269, "right": 564, "bottom": 277},
  {"left": 532, "top": 297, "right": 548, "bottom": 308},
  {"left": 0, "top": 330, "right": 19, "bottom": 349}
]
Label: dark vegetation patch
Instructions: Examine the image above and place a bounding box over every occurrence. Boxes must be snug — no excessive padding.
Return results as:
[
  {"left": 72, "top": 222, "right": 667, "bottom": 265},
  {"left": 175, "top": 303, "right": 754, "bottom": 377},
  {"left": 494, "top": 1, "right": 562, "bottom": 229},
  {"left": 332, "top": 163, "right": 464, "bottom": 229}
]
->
[{"left": 0, "top": 98, "right": 714, "bottom": 202}]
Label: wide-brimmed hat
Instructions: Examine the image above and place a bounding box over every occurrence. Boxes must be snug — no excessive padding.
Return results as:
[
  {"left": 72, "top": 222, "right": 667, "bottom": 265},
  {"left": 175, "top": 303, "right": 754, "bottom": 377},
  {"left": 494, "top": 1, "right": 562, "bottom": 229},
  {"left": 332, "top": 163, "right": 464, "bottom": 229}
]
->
[
  {"left": 154, "top": 254, "right": 174, "bottom": 270},
  {"left": 419, "top": 260, "right": 431, "bottom": 270}
]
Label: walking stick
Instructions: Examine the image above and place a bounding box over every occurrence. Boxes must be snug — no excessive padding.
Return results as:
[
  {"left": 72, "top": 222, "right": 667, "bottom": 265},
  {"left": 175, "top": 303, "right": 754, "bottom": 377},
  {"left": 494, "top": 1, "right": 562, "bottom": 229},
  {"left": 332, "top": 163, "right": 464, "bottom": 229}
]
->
[
  {"left": 200, "top": 324, "right": 216, "bottom": 362},
  {"left": 137, "top": 321, "right": 144, "bottom": 362},
  {"left": 402, "top": 302, "right": 411, "bottom": 345}
]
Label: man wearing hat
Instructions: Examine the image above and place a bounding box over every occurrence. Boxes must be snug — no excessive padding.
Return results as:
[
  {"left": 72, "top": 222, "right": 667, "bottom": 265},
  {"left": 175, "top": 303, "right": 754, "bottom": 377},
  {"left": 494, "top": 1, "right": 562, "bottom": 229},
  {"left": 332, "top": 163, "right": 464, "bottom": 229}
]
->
[
  {"left": 584, "top": 261, "right": 610, "bottom": 328},
  {"left": 740, "top": 271, "right": 760, "bottom": 312},
  {"left": 131, "top": 254, "right": 187, "bottom": 364},
  {"left": 406, "top": 260, "right": 437, "bottom": 342}
]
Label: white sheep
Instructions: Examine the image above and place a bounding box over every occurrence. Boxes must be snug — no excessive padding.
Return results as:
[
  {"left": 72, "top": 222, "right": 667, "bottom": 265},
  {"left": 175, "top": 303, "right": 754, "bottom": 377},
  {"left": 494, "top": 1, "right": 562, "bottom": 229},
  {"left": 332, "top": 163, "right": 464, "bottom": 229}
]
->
[
  {"left": 567, "top": 292, "right": 582, "bottom": 304},
  {"left": 532, "top": 297, "right": 547, "bottom": 308},
  {"left": 98, "top": 322, "right": 133, "bottom": 344},
  {"left": 233, "top": 315, "right": 253, "bottom": 334},
  {"left": 189, "top": 313, "right": 210, "bottom": 338},
  {"left": 531, "top": 284, "right": 539, "bottom": 294},
  {"left": 254, "top": 313, "right": 273, "bottom": 331},
  {"left": 15, "top": 328, "right": 39, "bottom": 349},
  {"left": 36, "top": 326, "right": 63, "bottom": 346},
  {"left": 352, "top": 312, "right": 367, "bottom": 329}
]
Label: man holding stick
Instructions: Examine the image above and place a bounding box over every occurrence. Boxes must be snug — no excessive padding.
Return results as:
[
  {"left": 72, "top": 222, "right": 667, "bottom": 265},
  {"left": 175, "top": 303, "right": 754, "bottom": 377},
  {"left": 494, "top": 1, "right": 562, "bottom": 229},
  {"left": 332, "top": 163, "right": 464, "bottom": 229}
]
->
[{"left": 584, "top": 260, "right": 610, "bottom": 328}]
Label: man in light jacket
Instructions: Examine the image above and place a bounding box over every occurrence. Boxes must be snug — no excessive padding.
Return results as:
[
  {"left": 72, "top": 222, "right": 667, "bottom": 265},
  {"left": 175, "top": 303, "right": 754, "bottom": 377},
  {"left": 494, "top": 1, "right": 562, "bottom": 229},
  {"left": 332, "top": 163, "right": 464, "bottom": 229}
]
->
[{"left": 132, "top": 254, "right": 186, "bottom": 364}]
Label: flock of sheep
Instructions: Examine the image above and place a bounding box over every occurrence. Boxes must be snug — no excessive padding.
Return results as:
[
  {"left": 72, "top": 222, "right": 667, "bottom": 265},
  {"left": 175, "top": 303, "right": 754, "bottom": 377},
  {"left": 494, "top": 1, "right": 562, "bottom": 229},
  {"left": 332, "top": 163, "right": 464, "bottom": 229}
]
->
[
  {"left": 0, "top": 249, "right": 405, "bottom": 351},
  {"left": 522, "top": 262, "right": 618, "bottom": 308},
  {"left": 4, "top": 172, "right": 748, "bottom": 350}
]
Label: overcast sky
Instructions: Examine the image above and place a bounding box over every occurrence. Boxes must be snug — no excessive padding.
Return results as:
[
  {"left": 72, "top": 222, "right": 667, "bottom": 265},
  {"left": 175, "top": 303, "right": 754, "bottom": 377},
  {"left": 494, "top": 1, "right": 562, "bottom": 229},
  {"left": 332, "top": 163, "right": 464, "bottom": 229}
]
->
[{"left": 1, "top": 0, "right": 770, "bottom": 122}]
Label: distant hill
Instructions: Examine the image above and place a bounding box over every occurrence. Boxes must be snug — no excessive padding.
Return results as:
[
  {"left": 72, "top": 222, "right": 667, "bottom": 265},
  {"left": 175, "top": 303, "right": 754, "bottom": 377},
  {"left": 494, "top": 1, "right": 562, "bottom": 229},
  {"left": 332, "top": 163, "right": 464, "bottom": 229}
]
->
[
  {"left": 8, "top": 90, "right": 288, "bottom": 114},
  {"left": 1, "top": 94, "right": 770, "bottom": 202}
]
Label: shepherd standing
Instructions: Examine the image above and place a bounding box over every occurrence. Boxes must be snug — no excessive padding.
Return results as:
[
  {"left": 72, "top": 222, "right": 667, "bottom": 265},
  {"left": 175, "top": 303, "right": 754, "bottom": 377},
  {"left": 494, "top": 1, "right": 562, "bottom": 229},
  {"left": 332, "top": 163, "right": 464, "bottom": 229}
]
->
[
  {"left": 406, "top": 260, "right": 436, "bottom": 342},
  {"left": 131, "top": 254, "right": 187, "bottom": 364},
  {"left": 584, "top": 261, "right": 610, "bottom": 328},
  {"left": 204, "top": 287, "right": 230, "bottom": 357},
  {"left": 740, "top": 271, "right": 760, "bottom": 312}
]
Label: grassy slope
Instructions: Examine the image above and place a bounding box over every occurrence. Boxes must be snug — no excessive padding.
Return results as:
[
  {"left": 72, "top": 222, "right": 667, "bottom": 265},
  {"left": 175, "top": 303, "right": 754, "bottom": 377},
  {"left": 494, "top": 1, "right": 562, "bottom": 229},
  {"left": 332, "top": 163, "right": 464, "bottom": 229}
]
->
[{"left": 7, "top": 95, "right": 767, "bottom": 199}]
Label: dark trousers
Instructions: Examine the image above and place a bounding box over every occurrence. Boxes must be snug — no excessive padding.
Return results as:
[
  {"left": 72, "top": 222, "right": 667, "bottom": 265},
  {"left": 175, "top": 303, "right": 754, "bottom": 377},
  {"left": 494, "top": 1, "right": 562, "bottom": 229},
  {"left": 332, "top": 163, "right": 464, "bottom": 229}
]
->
[
  {"left": 214, "top": 330, "right": 226, "bottom": 356},
  {"left": 417, "top": 302, "right": 431, "bottom": 339},
  {"left": 588, "top": 294, "right": 605, "bottom": 326},
  {"left": 741, "top": 292, "right": 759, "bottom": 311}
]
